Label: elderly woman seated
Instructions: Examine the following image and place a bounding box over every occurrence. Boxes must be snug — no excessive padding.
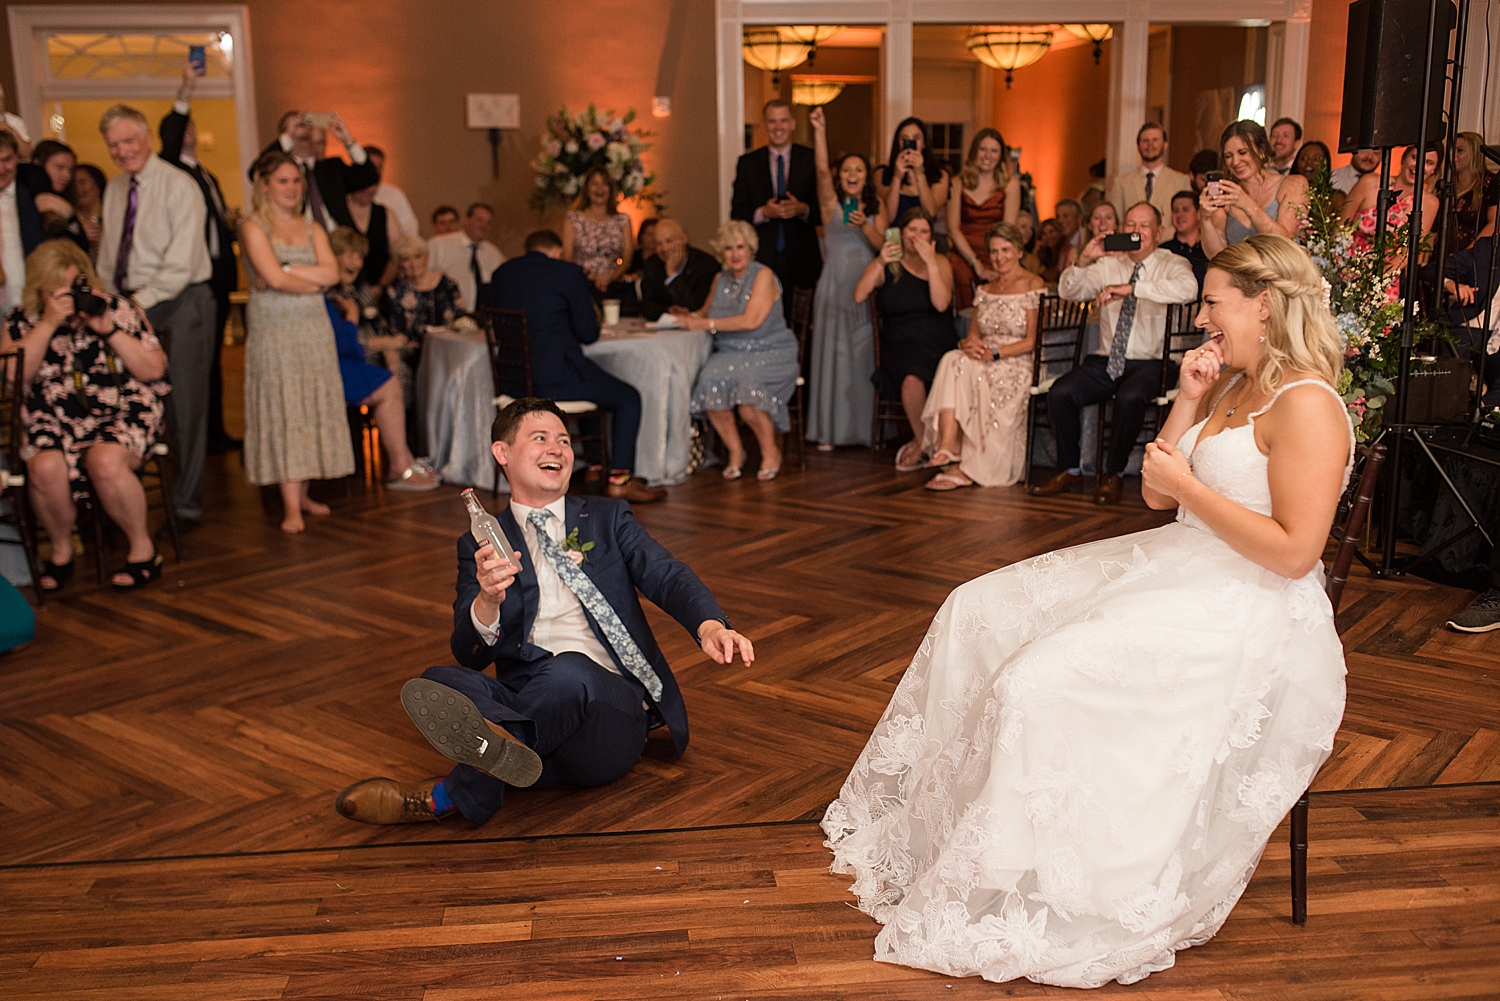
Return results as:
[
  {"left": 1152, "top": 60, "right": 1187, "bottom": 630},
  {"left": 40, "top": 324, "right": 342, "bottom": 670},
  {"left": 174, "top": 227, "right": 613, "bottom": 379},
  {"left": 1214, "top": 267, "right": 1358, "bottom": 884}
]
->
[
  {"left": 6, "top": 239, "right": 169, "bottom": 591},
  {"left": 682, "top": 219, "right": 801, "bottom": 481},
  {"left": 380, "top": 233, "right": 462, "bottom": 398}
]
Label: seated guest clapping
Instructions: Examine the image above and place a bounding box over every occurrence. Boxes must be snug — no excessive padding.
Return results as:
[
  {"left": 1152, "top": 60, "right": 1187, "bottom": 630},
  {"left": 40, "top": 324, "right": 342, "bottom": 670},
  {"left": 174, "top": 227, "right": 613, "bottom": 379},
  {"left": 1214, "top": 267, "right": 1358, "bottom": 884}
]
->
[
  {"left": 920, "top": 222, "right": 1044, "bottom": 490},
  {"left": 325, "top": 295, "right": 439, "bottom": 491},
  {"left": 854, "top": 207, "right": 955, "bottom": 472},
  {"left": 483, "top": 230, "right": 666, "bottom": 503},
  {"left": 334, "top": 398, "right": 754, "bottom": 825},
  {"left": 6, "top": 239, "right": 169, "bottom": 591},
  {"left": 681, "top": 220, "right": 802, "bottom": 481},
  {"left": 1030, "top": 201, "right": 1198, "bottom": 505},
  {"left": 638, "top": 219, "right": 718, "bottom": 320}
]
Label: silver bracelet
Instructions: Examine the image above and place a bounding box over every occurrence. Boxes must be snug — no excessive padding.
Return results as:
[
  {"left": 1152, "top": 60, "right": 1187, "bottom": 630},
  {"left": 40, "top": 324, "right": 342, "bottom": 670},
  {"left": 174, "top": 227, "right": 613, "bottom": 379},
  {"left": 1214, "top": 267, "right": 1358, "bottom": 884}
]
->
[{"left": 708, "top": 318, "right": 716, "bottom": 335}]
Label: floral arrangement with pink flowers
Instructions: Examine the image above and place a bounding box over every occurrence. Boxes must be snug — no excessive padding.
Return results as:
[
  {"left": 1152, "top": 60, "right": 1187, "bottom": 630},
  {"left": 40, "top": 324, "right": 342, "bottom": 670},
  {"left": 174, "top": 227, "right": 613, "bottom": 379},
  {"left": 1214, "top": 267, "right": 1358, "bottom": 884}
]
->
[
  {"left": 1302, "top": 167, "right": 1421, "bottom": 442},
  {"left": 530, "top": 104, "right": 656, "bottom": 211}
]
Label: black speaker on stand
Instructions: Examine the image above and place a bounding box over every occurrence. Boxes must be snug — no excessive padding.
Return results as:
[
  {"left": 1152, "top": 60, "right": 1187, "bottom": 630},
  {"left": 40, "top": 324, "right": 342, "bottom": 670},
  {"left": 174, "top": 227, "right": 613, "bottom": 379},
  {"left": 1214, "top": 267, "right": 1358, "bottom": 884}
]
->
[{"left": 1340, "top": 0, "right": 1455, "bottom": 153}]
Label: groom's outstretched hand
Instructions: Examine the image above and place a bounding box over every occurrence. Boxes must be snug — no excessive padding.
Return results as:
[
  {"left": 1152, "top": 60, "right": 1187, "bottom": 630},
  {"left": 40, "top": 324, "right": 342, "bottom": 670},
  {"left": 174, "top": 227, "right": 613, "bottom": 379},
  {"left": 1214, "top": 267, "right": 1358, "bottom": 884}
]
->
[{"left": 698, "top": 620, "right": 755, "bottom": 665}]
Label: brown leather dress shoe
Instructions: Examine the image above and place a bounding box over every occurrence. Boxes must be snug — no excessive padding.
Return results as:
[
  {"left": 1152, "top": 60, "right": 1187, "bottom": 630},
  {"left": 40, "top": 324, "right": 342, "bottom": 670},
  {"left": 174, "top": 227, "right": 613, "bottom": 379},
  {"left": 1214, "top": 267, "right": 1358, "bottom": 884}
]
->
[
  {"left": 607, "top": 477, "right": 668, "bottom": 503},
  {"left": 1094, "top": 474, "right": 1124, "bottom": 505},
  {"left": 335, "top": 777, "right": 444, "bottom": 825},
  {"left": 1028, "top": 470, "right": 1085, "bottom": 496}
]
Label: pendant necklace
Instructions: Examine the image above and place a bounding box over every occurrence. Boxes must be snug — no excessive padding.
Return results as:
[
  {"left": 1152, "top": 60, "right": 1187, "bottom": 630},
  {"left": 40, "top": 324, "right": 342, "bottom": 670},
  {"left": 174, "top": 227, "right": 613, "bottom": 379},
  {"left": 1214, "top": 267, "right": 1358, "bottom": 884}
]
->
[{"left": 722, "top": 270, "right": 750, "bottom": 300}]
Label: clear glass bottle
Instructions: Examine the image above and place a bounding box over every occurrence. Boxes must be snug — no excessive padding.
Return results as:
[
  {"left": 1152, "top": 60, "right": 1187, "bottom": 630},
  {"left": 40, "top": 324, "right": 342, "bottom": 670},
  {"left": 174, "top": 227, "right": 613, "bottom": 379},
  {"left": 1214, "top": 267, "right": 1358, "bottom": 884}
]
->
[{"left": 461, "top": 488, "right": 513, "bottom": 567}]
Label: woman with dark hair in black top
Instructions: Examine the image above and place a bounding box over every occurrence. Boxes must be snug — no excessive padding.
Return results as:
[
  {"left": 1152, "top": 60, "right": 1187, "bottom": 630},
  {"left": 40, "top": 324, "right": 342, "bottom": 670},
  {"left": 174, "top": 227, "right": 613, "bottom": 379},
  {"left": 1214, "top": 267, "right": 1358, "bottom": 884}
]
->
[{"left": 878, "top": 117, "right": 950, "bottom": 226}]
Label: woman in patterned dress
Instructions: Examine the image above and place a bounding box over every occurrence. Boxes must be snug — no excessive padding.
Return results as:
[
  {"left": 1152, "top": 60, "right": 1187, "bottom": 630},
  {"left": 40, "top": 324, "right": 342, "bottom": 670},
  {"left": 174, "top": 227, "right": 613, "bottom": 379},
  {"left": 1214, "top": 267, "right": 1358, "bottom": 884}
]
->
[
  {"left": 562, "top": 166, "right": 635, "bottom": 302},
  {"left": 240, "top": 150, "right": 354, "bottom": 534},
  {"left": 683, "top": 220, "right": 802, "bottom": 481},
  {"left": 8, "top": 238, "right": 168, "bottom": 590},
  {"left": 922, "top": 222, "right": 1044, "bottom": 490}
]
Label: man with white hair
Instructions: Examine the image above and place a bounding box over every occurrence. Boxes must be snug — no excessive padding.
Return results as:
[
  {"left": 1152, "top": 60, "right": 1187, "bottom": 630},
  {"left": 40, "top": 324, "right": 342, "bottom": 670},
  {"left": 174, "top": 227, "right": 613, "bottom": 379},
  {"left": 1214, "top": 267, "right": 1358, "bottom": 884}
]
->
[{"left": 96, "top": 103, "right": 214, "bottom": 527}]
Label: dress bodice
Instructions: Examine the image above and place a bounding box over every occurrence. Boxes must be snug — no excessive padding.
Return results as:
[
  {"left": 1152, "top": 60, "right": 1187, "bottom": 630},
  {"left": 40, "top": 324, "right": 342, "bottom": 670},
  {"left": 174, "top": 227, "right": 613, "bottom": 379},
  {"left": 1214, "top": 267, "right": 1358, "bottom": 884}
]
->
[
  {"left": 1175, "top": 379, "right": 1354, "bottom": 544},
  {"left": 971, "top": 287, "right": 1040, "bottom": 346},
  {"left": 567, "top": 210, "right": 629, "bottom": 274},
  {"left": 706, "top": 261, "right": 797, "bottom": 351}
]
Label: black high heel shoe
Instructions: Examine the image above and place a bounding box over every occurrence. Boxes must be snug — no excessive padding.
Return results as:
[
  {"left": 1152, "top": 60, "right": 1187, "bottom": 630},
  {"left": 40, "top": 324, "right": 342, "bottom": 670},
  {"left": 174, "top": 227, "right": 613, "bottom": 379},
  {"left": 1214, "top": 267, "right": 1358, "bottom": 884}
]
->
[
  {"left": 111, "top": 553, "right": 164, "bottom": 590},
  {"left": 39, "top": 560, "right": 75, "bottom": 592}
]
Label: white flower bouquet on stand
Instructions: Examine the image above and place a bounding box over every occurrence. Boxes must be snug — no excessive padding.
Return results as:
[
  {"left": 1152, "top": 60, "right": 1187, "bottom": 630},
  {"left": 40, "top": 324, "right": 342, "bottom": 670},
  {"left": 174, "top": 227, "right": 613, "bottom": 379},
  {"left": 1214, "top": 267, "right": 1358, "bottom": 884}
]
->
[{"left": 530, "top": 104, "right": 658, "bottom": 211}]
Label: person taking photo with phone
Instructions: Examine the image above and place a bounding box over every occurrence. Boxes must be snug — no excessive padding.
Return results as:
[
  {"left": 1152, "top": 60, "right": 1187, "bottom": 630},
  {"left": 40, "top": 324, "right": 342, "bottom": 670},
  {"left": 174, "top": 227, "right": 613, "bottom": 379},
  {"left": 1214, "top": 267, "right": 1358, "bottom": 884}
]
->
[
  {"left": 805, "top": 105, "right": 882, "bottom": 450},
  {"left": 1030, "top": 201, "right": 1197, "bottom": 505},
  {"left": 255, "top": 108, "right": 379, "bottom": 232},
  {"left": 1199, "top": 119, "right": 1308, "bottom": 260}
]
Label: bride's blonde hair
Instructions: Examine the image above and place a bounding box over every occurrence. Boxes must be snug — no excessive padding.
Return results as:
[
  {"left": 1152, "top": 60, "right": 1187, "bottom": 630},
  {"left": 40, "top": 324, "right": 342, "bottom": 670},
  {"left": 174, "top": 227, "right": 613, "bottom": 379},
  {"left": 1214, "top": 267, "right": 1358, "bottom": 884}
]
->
[{"left": 1209, "top": 234, "right": 1343, "bottom": 394}]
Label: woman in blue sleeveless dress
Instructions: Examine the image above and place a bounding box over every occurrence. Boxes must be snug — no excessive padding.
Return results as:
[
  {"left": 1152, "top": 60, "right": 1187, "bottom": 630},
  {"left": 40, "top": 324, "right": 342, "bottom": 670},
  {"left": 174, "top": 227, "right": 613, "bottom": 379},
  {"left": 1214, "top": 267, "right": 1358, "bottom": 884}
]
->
[
  {"left": 684, "top": 220, "right": 802, "bottom": 481},
  {"left": 807, "top": 106, "right": 884, "bottom": 449},
  {"left": 1200, "top": 120, "right": 1308, "bottom": 259}
]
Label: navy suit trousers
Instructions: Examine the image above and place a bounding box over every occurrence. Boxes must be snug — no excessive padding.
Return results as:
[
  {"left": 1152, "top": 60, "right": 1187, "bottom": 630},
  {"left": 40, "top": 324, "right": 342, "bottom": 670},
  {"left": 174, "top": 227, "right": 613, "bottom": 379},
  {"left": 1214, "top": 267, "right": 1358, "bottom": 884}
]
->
[
  {"left": 536, "top": 365, "right": 642, "bottom": 474},
  {"left": 1049, "top": 355, "right": 1170, "bottom": 476},
  {"left": 424, "top": 655, "right": 649, "bottom": 824}
]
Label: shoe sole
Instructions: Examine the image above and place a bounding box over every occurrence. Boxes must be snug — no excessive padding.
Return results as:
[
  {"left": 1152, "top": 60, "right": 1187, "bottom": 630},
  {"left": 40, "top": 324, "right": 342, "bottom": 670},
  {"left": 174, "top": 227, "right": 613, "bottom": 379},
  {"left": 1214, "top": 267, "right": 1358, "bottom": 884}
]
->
[
  {"left": 400, "top": 679, "right": 543, "bottom": 787},
  {"left": 1446, "top": 619, "right": 1500, "bottom": 633}
]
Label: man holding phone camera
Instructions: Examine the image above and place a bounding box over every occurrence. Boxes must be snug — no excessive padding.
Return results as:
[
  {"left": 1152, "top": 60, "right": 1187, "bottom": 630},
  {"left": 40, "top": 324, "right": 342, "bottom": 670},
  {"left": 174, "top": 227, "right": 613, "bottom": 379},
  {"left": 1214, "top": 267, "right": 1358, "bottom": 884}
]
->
[
  {"left": 334, "top": 398, "right": 754, "bottom": 826},
  {"left": 255, "top": 108, "right": 378, "bottom": 231},
  {"left": 1031, "top": 202, "right": 1196, "bottom": 505}
]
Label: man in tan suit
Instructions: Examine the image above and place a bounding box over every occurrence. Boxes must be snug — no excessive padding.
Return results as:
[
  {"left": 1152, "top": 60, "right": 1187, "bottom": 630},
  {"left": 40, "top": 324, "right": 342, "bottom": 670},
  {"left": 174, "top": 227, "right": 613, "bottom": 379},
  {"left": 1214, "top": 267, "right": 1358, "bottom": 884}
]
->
[{"left": 1107, "top": 123, "right": 1192, "bottom": 241}]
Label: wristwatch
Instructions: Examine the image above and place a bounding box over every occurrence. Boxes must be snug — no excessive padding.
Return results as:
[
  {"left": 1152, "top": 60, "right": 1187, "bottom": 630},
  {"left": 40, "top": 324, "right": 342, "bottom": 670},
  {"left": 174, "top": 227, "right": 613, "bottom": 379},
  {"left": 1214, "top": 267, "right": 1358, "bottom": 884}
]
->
[{"left": 991, "top": 348, "right": 1001, "bottom": 362}]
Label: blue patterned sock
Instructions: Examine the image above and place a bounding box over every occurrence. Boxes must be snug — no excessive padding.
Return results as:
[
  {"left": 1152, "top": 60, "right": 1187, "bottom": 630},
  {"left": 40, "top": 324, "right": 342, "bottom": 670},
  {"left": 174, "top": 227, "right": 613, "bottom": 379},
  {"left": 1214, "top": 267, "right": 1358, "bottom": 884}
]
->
[{"left": 430, "top": 779, "right": 457, "bottom": 816}]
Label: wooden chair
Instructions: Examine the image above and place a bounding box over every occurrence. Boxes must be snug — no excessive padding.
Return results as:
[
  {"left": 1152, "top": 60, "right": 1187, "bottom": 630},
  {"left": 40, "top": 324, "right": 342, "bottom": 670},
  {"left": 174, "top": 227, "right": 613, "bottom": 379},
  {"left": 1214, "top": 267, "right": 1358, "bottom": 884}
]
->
[
  {"left": 1092, "top": 300, "right": 1201, "bottom": 485},
  {"left": 0, "top": 349, "right": 45, "bottom": 606},
  {"left": 479, "top": 307, "right": 608, "bottom": 496},
  {"left": 79, "top": 328, "right": 182, "bottom": 584},
  {"left": 868, "top": 302, "right": 908, "bottom": 455},
  {"left": 1288, "top": 436, "right": 1388, "bottom": 925},
  {"left": 1022, "top": 296, "right": 1089, "bottom": 486},
  {"left": 784, "top": 287, "right": 813, "bottom": 469}
]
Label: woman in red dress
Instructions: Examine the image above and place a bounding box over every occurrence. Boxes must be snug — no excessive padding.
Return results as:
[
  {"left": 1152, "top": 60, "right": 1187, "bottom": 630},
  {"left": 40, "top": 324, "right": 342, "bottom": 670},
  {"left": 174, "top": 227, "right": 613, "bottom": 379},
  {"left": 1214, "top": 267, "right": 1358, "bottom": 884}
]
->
[{"left": 946, "top": 128, "right": 1020, "bottom": 311}]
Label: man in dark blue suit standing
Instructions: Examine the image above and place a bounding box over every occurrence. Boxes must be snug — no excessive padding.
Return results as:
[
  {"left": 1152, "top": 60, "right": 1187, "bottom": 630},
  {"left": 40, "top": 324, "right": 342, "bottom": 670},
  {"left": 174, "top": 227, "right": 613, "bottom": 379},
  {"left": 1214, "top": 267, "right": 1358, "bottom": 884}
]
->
[
  {"left": 0, "top": 129, "right": 46, "bottom": 314},
  {"left": 484, "top": 229, "right": 664, "bottom": 504},
  {"left": 336, "top": 399, "right": 755, "bottom": 825}
]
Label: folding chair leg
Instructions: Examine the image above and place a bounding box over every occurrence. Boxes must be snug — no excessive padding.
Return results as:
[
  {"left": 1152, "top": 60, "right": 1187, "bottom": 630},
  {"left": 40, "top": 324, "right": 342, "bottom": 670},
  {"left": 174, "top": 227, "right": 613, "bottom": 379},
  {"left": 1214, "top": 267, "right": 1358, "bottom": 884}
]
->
[
  {"left": 12, "top": 486, "right": 45, "bottom": 607},
  {"left": 154, "top": 458, "right": 183, "bottom": 563},
  {"left": 1290, "top": 792, "right": 1309, "bottom": 925},
  {"left": 91, "top": 503, "right": 108, "bottom": 586}
]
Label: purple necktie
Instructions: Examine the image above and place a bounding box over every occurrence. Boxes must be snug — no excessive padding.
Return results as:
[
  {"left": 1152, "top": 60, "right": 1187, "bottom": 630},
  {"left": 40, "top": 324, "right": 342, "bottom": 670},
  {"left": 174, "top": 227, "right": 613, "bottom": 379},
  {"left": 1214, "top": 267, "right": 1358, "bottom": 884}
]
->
[
  {"left": 304, "top": 162, "right": 329, "bottom": 228},
  {"left": 114, "top": 176, "right": 139, "bottom": 295}
]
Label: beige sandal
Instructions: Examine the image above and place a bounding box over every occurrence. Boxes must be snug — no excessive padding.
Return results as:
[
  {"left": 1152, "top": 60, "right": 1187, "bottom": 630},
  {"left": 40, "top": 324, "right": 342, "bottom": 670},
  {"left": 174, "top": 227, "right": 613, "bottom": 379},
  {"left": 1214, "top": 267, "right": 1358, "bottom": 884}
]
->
[{"left": 924, "top": 471, "right": 974, "bottom": 491}]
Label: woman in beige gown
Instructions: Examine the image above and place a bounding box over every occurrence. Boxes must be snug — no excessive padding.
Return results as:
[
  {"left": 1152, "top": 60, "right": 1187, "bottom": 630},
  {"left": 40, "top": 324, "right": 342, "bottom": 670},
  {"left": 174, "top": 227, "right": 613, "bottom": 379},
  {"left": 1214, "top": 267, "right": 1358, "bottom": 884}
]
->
[
  {"left": 241, "top": 150, "right": 354, "bottom": 533},
  {"left": 921, "top": 222, "right": 1044, "bottom": 489}
]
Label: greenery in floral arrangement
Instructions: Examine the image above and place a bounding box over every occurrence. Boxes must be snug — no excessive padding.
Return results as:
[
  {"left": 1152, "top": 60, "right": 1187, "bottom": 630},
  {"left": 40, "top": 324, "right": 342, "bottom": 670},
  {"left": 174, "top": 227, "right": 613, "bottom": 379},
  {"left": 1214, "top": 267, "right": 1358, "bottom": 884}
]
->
[
  {"left": 530, "top": 104, "right": 658, "bottom": 211},
  {"left": 1300, "top": 164, "right": 1441, "bottom": 441}
]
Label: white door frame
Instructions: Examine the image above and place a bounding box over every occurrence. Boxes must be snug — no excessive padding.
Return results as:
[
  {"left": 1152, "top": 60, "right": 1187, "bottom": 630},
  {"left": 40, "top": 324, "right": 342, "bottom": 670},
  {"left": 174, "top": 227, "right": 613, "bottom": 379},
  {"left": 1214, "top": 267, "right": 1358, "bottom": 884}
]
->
[
  {"left": 717, "top": 0, "right": 1310, "bottom": 220},
  {"left": 7, "top": 4, "right": 258, "bottom": 202}
]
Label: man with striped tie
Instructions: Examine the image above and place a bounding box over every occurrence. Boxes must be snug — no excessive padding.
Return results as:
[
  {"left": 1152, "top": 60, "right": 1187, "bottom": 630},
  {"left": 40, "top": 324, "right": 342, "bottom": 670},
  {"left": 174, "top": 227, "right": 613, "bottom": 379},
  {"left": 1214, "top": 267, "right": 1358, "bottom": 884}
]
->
[{"left": 336, "top": 398, "right": 754, "bottom": 825}]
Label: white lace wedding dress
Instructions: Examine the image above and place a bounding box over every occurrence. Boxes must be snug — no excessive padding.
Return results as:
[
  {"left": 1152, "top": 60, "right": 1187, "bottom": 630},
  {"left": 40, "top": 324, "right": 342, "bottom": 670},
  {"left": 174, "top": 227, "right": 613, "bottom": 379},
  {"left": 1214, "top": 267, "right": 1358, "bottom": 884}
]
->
[{"left": 824, "top": 380, "right": 1353, "bottom": 988}]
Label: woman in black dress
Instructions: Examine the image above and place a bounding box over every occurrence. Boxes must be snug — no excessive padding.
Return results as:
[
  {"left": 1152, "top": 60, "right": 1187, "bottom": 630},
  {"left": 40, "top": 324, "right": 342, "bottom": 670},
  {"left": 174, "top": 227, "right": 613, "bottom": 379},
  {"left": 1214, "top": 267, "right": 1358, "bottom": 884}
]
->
[
  {"left": 854, "top": 207, "right": 955, "bottom": 471},
  {"left": 345, "top": 179, "right": 398, "bottom": 289}
]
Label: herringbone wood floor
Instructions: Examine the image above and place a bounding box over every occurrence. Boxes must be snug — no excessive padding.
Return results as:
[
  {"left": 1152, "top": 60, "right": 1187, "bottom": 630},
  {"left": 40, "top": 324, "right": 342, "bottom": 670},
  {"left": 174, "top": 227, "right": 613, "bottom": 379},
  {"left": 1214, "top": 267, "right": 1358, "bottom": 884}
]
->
[{"left": 4, "top": 373, "right": 1498, "bottom": 995}]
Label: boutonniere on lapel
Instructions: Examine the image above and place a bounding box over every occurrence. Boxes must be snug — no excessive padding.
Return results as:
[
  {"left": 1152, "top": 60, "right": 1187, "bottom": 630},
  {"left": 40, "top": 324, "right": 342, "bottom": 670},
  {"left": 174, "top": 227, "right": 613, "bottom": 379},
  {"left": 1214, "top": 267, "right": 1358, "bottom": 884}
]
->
[{"left": 562, "top": 527, "right": 595, "bottom": 565}]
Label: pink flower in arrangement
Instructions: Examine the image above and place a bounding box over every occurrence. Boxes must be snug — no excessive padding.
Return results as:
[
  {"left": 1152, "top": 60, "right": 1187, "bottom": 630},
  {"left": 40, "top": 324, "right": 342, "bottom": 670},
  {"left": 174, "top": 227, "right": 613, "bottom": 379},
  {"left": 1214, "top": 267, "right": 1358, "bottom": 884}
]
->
[{"left": 587, "top": 132, "right": 607, "bottom": 151}]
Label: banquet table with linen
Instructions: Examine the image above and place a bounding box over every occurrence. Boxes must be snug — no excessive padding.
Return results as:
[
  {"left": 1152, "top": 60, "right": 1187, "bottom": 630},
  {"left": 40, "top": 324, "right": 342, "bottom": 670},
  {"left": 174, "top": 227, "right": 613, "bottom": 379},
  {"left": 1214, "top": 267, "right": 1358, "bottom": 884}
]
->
[{"left": 417, "top": 321, "right": 711, "bottom": 490}]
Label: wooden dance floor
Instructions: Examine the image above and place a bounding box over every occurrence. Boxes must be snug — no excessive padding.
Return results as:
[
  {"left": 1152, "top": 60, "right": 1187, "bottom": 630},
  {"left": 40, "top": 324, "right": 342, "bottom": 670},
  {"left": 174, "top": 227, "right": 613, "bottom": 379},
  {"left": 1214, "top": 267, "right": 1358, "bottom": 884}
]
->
[{"left": 4, "top": 431, "right": 1499, "bottom": 997}]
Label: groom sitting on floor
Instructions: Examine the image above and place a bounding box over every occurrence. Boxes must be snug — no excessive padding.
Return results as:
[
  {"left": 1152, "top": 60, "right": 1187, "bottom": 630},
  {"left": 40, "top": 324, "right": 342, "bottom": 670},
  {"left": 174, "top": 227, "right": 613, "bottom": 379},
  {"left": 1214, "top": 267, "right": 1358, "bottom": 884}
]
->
[{"left": 336, "top": 398, "right": 755, "bottom": 825}]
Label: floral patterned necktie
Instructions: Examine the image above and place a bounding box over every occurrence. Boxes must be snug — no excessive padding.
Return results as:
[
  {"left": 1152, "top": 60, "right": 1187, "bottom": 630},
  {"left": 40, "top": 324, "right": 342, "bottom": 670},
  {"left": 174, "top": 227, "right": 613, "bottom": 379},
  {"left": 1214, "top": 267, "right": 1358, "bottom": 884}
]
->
[
  {"left": 528, "top": 509, "right": 663, "bottom": 701},
  {"left": 1107, "top": 262, "right": 1145, "bottom": 381}
]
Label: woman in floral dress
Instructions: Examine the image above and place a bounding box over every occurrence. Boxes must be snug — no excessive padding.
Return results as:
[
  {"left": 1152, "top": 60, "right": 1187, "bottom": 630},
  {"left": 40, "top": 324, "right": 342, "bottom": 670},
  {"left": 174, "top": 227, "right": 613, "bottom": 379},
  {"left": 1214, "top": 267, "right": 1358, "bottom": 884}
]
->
[
  {"left": 562, "top": 166, "right": 635, "bottom": 303},
  {"left": 921, "top": 222, "right": 1044, "bottom": 489},
  {"left": 8, "top": 239, "right": 168, "bottom": 590}
]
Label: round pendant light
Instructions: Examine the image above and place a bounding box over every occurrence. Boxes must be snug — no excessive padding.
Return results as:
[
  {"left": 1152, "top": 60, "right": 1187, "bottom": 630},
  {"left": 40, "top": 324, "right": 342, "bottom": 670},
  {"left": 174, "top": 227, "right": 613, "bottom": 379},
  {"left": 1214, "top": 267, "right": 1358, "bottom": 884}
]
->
[
  {"left": 965, "top": 27, "right": 1054, "bottom": 88},
  {"left": 1062, "top": 23, "right": 1114, "bottom": 64},
  {"left": 791, "top": 78, "right": 846, "bottom": 107},
  {"left": 742, "top": 29, "right": 811, "bottom": 85}
]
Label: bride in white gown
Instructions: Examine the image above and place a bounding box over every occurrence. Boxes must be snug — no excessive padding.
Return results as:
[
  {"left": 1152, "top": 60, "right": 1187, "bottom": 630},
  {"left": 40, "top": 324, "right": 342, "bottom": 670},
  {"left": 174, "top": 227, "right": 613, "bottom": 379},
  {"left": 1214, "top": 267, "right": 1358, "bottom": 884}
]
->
[{"left": 823, "top": 234, "right": 1355, "bottom": 988}]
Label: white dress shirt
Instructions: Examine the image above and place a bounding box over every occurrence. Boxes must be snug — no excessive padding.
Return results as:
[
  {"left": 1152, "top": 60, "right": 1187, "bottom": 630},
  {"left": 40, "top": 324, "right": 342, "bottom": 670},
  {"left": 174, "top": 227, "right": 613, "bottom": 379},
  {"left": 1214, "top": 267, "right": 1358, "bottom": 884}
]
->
[
  {"left": 0, "top": 181, "right": 24, "bottom": 313},
  {"left": 428, "top": 231, "right": 504, "bottom": 312},
  {"left": 2, "top": 113, "right": 28, "bottom": 143},
  {"left": 470, "top": 496, "right": 620, "bottom": 675},
  {"left": 752, "top": 144, "right": 809, "bottom": 225},
  {"left": 95, "top": 155, "right": 210, "bottom": 310},
  {"left": 374, "top": 182, "right": 419, "bottom": 239},
  {"left": 1058, "top": 249, "right": 1198, "bottom": 361},
  {"left": 1329, "top": 163, "right": 1364, "bottom": 195}
]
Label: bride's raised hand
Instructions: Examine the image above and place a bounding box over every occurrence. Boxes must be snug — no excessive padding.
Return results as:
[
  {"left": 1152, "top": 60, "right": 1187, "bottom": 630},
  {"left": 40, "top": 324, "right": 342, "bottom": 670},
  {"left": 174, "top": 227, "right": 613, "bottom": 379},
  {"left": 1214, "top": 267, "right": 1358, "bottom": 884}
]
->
[
  {"left": 1143, "top": 438, "right": 1193, "bottom": 500},
  {"left": 1177, "top": 336, "right": 1225, "bottom": 401}
]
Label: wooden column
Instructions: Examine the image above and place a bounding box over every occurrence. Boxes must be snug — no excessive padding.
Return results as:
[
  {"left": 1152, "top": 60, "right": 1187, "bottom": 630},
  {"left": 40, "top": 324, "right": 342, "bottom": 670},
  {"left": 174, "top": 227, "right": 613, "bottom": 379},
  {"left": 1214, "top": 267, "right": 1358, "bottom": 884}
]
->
[
  {"left": 883, "top": 5, "right": 913, "bottom": 151},
  {"left": 716, "top": 0, "right": 746, "bottom": 222},
  {"left": 1108, "top": 17, "right": 1151, "bottom": 180}
]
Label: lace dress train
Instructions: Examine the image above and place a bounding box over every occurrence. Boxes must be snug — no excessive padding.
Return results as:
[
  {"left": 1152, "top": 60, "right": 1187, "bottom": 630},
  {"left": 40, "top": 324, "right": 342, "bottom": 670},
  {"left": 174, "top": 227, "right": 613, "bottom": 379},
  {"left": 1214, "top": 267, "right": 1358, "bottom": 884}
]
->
[{"left": 824, "top": 381, "right": 1353, "bottom": 988}]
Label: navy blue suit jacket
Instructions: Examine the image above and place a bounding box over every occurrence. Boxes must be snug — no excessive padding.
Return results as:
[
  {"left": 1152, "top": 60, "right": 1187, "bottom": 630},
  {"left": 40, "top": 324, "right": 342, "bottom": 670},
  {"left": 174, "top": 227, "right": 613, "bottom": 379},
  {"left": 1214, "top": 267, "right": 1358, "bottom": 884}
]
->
[
  {"left": 12, "top": 175, "right": 46, "bottom": 256},
  {"left": 449, "top": 494, "right": 727, "bottom": 756},
  {"left": 483, "top": 251, "right": 601, "bottom": 392}
]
